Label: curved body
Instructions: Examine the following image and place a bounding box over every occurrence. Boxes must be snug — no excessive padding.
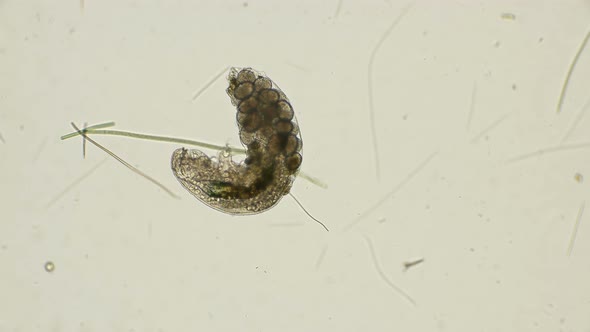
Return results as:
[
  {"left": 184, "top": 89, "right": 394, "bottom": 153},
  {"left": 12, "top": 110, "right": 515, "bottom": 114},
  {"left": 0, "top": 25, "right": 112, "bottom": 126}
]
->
[{"left": 171, "top": 68, "right": 303, "bottom": 214}]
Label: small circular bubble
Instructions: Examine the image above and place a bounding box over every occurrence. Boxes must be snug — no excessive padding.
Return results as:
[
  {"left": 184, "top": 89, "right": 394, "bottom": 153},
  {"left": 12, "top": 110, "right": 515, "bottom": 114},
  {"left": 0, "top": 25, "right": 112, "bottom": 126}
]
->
[{"left": 44, "top": 261, "right": 55, "bottom": 273}]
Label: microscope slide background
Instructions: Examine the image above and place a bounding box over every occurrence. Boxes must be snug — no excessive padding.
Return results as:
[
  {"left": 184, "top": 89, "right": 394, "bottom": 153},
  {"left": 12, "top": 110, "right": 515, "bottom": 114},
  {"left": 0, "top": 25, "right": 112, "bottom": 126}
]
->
[{"left": 1, "top": 1, "right": 589, "bottom": 331}]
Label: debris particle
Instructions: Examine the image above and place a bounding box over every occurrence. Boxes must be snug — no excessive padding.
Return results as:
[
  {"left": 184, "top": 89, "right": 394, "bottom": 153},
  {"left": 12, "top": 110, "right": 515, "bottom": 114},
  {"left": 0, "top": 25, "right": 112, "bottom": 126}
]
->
[
  {"left": 574, "top": 173, "right": 584, "bottom": 183},
  {"left": 44, "top": 261, "right": 55, "bottom": 273},
  {"left": 470, "top": 113, "right": 510, "bottom": 143},
  {"left": 333, "top": 0, "right": 343, "bottom": 18},
  {"left": 314, "top": 246, "right": 328, "bottom": 270},
  {"left": 567, "top": 201, "right": 585, "bottom": 256},
  {"left": 403, "top": 258, "right": 424, "bottom": 271},
  {"left": 507, "top": 142, "right": 590, "bottom": 163},
  {"left": 191, "top": 65, "right": 230, "bottom": 101},
  {"left": 466, "top": 81, "right": 477, "bottom": 130},
  {"left": 367, "top": 4, "right": 414, "bottom": 180},
  {"left": 44, "top": 158, "right": 109, "bottom": 209},
  {"left": 342, "top": 151, "right": 437, "bottom": 231},
  {"left": 500, "top": 13, "right": 516, "bottom": 20},
  {"left": 363, "top": 235, "right": 416, "bottom": 305},
  {"left": 556, "top": 29, "right": 590, "bottom": 113}
]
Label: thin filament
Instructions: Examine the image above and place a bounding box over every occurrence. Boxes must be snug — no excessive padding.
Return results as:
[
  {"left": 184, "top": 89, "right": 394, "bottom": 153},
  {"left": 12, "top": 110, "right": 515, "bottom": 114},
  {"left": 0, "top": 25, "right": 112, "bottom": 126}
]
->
[
  {"left": 61, "top": 123, "right": 328, "bottom": 189},
  {"left": 69, "top": 122, "right": 180, "bottom": 199},
  {"left": 289, "top": 193, "right": 329, "bottom": 232}
]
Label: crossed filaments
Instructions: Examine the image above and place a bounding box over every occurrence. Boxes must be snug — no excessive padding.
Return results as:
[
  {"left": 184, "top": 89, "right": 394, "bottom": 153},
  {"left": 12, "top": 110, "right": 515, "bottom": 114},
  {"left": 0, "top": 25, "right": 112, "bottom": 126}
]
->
[{"left": 62, "top": 67, "right": 329, "bottom": 231}]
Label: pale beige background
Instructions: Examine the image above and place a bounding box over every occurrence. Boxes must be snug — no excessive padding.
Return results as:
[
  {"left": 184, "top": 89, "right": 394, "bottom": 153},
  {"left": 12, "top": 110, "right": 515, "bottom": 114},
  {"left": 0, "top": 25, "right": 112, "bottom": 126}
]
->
[{"left": 1, "top": 1, "right": 590, "bottom": 331}]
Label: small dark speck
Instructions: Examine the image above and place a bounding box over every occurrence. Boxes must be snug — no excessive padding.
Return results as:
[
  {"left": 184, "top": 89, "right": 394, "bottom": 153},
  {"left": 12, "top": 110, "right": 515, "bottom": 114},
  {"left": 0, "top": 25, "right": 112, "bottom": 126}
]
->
[
  {"left": 511, "top": 84, "right": 517, "bottom": 91},
  {"left": 243, "top": 2, "right": 248, "bottom": 7},
  {"left": 19, "top": 124, "right": 24, "bottom": 131},
  {"left": 402, "top": 114, "right": 408, "bottom": 120},
  {"left": 69, "top": 27, "right": 76, "bottom": 34},
  {"left": 0, "top": 132, "right": 5, "bottom": 143},
  {"left": 469, "top": 247, "right": 475, "bottom": 252},
  {"left": 538, "top": 37, "right": 544, "bottom": 43},
  {"left": 1, "top": 244, "right": 7, "bottom": 250}
]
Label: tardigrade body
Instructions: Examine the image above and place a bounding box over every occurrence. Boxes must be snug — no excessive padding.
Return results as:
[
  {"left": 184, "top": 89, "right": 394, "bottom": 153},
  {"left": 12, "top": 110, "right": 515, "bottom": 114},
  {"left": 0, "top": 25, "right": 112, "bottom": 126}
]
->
[{"left": 171, "top": 68, "right": 303, "bottom": 214}]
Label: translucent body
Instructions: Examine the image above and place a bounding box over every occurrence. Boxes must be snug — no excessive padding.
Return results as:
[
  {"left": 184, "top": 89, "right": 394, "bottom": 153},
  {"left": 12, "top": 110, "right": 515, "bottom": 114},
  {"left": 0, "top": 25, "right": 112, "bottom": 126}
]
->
[{"left": 171, "top": 68, "right": 303, "bottom": 214}]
